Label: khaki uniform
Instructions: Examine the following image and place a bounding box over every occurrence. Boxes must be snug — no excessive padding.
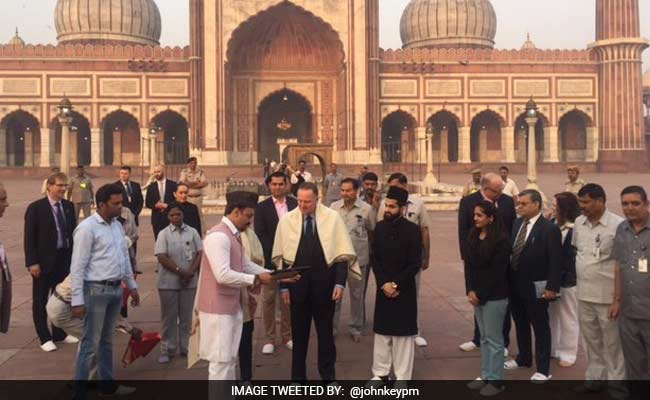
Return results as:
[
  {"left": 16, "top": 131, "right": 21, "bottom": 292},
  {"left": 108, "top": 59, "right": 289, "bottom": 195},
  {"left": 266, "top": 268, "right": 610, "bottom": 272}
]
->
[
  {"left": 68, "top": 175, "right": 94, "bottom": 220},
  {"left": 565, "top": 178, "right": 586, "bottom": 195},
  {"left": 179, "top": 168, "right": 207, "bottom": 235},
  {"left": 462, "top": 181, "right": 481, "bottom": 197}
]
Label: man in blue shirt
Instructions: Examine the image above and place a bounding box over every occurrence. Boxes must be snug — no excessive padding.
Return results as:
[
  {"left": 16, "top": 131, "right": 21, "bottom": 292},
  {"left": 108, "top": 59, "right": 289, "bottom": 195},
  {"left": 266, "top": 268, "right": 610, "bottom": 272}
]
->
[{"left": 70, "top": 184, "right": 140, "bottom": 399}]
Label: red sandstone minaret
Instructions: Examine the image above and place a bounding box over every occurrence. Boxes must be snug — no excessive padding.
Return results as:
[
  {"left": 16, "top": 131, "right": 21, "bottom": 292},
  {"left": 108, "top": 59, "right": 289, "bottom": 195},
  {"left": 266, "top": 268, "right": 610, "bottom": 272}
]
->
[{"left": 592, "top": 0, "right": 649, "bottom": 169}]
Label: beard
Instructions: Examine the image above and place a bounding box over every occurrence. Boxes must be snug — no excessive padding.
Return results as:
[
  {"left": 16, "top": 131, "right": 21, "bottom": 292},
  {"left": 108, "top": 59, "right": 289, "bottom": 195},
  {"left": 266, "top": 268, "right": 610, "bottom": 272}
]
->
[{"left": 384, "top": 212, "right": 400, "bottom": 222}]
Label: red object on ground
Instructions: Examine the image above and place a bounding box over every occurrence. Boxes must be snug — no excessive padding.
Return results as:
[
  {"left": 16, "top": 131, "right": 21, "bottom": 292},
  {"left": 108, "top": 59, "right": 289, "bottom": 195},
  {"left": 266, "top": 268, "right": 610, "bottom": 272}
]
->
[{"left": 122, "top": 332, "right": 161, "bottom": 367}]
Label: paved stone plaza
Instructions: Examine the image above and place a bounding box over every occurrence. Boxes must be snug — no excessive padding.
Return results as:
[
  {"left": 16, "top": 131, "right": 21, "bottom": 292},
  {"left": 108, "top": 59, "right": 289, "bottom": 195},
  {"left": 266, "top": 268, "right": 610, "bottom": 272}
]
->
[{"left": 0, "top": 172, "right": 644, "bottom": 381}]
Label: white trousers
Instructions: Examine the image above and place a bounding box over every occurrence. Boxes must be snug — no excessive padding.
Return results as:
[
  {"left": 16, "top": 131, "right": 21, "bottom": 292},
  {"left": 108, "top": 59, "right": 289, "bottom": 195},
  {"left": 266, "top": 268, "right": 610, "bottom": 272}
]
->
[
  {"left": 372, "top": 334, "right": 415, "bottom": 380},
  {"left": 200, "top": 310, "right": 243, "bottom": 380},
  {"left": 549, "top": 286, "right": 579, "bottom": 363}
]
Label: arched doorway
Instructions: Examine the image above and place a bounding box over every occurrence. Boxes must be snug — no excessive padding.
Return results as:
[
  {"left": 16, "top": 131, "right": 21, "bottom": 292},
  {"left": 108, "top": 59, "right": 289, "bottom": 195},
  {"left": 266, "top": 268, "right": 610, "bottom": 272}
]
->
[
  {"left": 427, "top": 110, "right": 459, "bottom": 162},
  {"left": 257, "top": 89, "right": 313, "bottom": 163},
  {"left": 102, "top": 110, "right": 140, "bottom": 166},
  {"left": 50, "top": 112, "right": 91, "bottom": 166},
  {"left": 559, "top": 110, "right": 591, "bottom": 162},
  {"left": 470, "top": 110, "right": 504, "bottom": 162},
  {"left": 513, "top": 113, "right": 548, "bottom": 163},
  {"left": 381, "top": 111, "right": 416, "bottom": 163},
  {"left": 0, "top": 110, "right": 41, "bottom": 167},
  {"left": 227, "top": 1, "right": 346, "bottom": 160},
  {"left": 151, "top": 110, "right": 189, "bottom": 165}
]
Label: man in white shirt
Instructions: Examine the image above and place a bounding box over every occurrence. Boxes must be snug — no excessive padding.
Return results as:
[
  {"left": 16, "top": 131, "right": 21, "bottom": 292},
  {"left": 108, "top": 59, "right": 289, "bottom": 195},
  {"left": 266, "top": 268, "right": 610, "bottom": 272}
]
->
[
  {"left": 499, "top": 166, "right": 519, "bottom": 201},
  {"left": 195, "top": 191, "right": 294, "bottom": 380}
]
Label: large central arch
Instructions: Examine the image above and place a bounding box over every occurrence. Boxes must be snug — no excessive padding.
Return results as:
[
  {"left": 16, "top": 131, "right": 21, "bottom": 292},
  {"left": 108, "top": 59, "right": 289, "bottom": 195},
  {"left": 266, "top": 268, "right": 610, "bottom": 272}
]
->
[
  {"left": 257, "top": 89, "right": 313, "bottom": 163},
  {"left": 225, "top": 1, "right": 347, "bottom": 157}
]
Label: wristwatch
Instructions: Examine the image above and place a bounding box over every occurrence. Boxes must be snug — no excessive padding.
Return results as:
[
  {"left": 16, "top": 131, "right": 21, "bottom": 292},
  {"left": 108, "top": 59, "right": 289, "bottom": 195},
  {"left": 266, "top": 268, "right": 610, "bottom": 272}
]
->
[{"left": 254, "top": 275, "right": 260, "bottom": 286}]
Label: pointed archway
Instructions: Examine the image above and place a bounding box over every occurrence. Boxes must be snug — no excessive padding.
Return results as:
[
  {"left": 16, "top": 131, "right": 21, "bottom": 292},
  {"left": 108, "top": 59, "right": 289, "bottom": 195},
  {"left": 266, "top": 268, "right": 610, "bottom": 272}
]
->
[
  {"left": 559, "top": 110, "right": 592, "bottom": 162},
  {"left": 381, "top": 110, "right": 417, "bottom": 163},
  {"left": 102, "top": 110, "right": 140, "bottom": 166},
  {"left": 226, "top": 1, "right": 346, "bottom": 158},
  {"left": 470, "top": 110, "right": 504, "bottom": 162},
  {"left": 427, "top": 110, "right": 460, "bottom": 163},
  {"left": 257, "top": 89, "right": 313, "bottom": 163},
  {"left": 151, "top": 110, "right": 189, "bottom": 165},
  {"left": 0, "top": 110, "right": 41, "bottom": 167},
  {"left": 50, "top": 111, "right": 91, "bottom": 166}
]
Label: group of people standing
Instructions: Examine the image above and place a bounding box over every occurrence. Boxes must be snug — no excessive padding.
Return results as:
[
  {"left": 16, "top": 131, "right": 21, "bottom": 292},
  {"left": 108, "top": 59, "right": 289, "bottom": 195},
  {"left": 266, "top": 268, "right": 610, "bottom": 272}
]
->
[
  {"left": 198, "top": 166, "right": 431, "bottom": 386},
  {"left": 459, "top": 166, "right": 649, "bottom": 400}
]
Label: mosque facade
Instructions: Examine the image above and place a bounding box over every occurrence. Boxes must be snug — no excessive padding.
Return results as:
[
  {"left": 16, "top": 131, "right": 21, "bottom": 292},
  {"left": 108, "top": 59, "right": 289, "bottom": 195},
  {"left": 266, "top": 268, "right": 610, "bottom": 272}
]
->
[{"left": 0, "top": 0, "right": 648, "bottom": 171}]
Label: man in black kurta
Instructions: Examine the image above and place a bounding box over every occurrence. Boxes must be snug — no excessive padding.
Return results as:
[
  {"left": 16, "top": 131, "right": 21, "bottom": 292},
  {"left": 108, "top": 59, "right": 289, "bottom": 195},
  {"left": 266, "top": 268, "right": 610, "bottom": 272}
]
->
[{"left": 370, "top": 186, "right": 422, "bottom": 382}]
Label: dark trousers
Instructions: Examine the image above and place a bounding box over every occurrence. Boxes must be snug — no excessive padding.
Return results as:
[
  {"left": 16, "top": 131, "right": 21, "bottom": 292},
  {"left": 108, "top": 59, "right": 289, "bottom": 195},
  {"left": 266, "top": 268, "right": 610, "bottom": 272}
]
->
[
  {"left": 32, "top": 252, "right": 68, "bottom": 344},
  {"left": 510, "top": 290, "right": 551, "bottom": 376},
  {"left": 238, "top": 320, "right": 254, "bottom": 381},
  {"left": 473, "top": 304, "right": 512, "bottom": 348},
  {"left": 290, "top": 297, "right": 336, "bottom": 381}
]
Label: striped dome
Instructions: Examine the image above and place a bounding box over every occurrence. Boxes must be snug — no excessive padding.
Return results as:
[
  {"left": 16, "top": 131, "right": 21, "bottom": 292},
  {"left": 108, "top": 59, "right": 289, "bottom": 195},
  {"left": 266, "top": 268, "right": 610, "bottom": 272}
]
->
[
  {"left": 400, "top": 0, "right": 497, "bottom": 49},
  {"left": 54, "top": 0, "right": 161, "bottom": 46}
]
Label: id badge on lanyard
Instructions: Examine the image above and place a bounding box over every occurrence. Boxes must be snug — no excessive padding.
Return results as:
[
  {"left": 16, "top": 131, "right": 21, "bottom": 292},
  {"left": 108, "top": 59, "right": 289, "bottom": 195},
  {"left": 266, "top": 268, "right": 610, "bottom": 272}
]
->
[{"left": 639, "top": 256, "right": 648, "bottom": 273}]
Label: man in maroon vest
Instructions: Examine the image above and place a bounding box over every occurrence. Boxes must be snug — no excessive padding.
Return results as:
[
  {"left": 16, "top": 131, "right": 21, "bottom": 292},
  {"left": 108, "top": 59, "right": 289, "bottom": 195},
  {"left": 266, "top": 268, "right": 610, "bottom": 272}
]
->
[{"left": 196, "top": 191, "right": 288, "bottom": 380}]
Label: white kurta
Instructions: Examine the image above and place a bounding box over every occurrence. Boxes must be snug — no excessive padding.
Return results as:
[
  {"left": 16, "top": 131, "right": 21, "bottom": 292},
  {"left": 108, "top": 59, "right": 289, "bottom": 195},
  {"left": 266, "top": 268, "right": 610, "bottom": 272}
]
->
[{"left": 199, "top": 218, "right": 266, "bottom": 380}]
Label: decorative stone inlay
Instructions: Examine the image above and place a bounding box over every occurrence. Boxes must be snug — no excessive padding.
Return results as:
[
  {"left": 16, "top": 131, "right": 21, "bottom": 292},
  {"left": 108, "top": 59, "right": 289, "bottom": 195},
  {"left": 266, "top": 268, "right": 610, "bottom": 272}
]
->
[
  {"left": 513, "top": 79, "right": 549, "bottom": 97},
  {"left": 0, "top": 78, "right": 40, "bottom": 96},
  {"left": 50, "top": 77, "right": 91, "bottom": 97},
  {"left": 99, "top": 78, "right": 140, "bottom": 97},
  {"left": 149, "top": 78, "right": 188, "bottom": 97},
  {"left": 469, "top": 79, "right": 505, "bottom": 97},
  {"left": 425, "top": 79, "right": 462, "bottom": 97},
  {"left": 557, "top": 79, "right": 594, "bottom": 97},
  {"left": 380, "top": 79, "right": 418, "bottom": 97}
]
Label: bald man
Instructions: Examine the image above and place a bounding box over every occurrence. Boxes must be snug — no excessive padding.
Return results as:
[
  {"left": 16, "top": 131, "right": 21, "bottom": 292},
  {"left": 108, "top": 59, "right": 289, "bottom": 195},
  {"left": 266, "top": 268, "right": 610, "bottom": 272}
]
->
[
  {"left": 458, "top": 173, "right": 517, "bottom": 354},
  {"left": 145, "top": 165, "right": 178, "bottom": 239}
]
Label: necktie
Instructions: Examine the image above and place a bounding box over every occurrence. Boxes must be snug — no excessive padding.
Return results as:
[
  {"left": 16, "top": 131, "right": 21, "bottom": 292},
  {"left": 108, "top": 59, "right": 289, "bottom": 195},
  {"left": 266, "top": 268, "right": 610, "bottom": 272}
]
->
[
  {"left": 125, "top": 182, "right": 132, "bottom": 199},
  {"left": 305, "top": 215, "right": 314, "bottom": 240},
  {"left": 510, "top": 220, "right": 529, "bottom": 270},
  {"left": 55, "top": 202, "right": 68, "bottom": 249}
]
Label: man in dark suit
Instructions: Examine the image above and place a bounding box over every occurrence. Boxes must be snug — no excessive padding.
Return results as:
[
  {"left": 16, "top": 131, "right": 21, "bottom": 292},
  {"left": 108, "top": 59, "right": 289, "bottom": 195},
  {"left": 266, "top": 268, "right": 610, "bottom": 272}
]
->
[
  {"left": 277, "top": 183, "right": 349, "bottom": 382},
  {"left": 116, "top": 165, "right": 143, "bottom": 226},
  {"left": 255, "top": 171, "right": 297, "bottom": 354},
  {"left": 24, "top": 172, "right": 77, "bottom": 352},
  {"left": 505, "top": 189, "right": 562, "bottom": 382},
  {"left": 145, "top": 165, "right": 178, "bottom": 239},
  {"left": 458, "top": 172, "right": 516, "bottom": 353}
]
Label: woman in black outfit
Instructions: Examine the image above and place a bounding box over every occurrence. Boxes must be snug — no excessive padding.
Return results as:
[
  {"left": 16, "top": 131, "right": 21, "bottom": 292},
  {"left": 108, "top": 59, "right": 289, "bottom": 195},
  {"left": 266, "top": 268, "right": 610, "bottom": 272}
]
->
[
  {"left": 466, "top": 200, "right": 511, "bottom": 396},
  {"left": 549, "top": 192, "right": 580, "bottom": 367}
]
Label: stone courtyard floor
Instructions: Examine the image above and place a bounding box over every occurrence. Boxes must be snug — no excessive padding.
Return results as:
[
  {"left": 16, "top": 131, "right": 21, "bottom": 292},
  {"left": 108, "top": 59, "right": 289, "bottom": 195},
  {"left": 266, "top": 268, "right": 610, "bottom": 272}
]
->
[{"left": 0, "top": 172, "right": 644, "bottom": 381}]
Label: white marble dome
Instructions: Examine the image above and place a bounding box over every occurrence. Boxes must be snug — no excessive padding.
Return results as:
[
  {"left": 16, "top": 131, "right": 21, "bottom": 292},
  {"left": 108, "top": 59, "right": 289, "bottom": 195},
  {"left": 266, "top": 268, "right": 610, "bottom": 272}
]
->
[
  {"left": 400, "top": 0, "right": 497, "bottom": 49},
  {"left": 54, "top": 0, "right": 161, "bottom": 46}
]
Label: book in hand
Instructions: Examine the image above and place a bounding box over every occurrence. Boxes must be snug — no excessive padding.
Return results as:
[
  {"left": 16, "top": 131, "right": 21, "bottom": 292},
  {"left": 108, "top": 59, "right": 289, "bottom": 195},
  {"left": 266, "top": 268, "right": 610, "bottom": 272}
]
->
[{"left": 271, "top": 265, "right": 312, "bottom": 279}]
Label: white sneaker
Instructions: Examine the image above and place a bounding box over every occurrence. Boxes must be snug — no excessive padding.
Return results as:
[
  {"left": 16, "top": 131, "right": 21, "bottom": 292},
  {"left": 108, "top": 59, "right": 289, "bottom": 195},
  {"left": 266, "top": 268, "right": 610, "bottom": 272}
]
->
[
  {"left": 504, "top": 359, "right": 520, "bottom": 370},
  {"left": 459, "top": 341, "right": 479, "bottom": 351},
  {"left": 59, "top": 335, "right": 79, "bottom": 344},
  {"left": 530, "top": 372, "right": 551, "bottom": 383},
  {"left": 414, "top": 336, "right": 428, "bottom": 347},
  {"left": 284, "top": 340, "right": 293, "bottom": 351},
  {"left": 40, "top": 341, "right": 57, "bottom": 352},
  {"left": 504, "top": 348, "right": 509, "bottom": 357},
  {"left": 262, "top": 343, "right": 275, "bottom": 355}
]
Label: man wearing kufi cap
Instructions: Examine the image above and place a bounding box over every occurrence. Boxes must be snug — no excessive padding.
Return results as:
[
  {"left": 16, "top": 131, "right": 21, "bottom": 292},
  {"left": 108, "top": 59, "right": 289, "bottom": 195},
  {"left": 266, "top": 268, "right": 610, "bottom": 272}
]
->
[
  {"left": 190, "top": 191, "right": 289, "bottom": 380},
  {"left": 369, "top": 186, "right": 422, "bottom": 382}
]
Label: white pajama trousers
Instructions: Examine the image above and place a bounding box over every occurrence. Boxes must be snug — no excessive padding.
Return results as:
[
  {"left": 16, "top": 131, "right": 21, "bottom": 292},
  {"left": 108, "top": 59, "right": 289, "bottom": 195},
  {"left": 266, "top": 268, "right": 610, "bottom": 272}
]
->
[
  {"left": 199, "top": 310, "right": 243, "bottom": 380},
  {"left": 549, "top": 286, "right": 580, "bottom": 364},
  {"left": 372, "top": 334, "right": 415, "bottom": 380}
]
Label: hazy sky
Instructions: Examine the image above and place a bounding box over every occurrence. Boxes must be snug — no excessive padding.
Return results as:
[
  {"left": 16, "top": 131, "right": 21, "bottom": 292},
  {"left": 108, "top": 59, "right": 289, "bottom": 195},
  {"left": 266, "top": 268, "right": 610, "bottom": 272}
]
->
[{"left": 1, "top": 0, "right": 649, "bottom": 69}]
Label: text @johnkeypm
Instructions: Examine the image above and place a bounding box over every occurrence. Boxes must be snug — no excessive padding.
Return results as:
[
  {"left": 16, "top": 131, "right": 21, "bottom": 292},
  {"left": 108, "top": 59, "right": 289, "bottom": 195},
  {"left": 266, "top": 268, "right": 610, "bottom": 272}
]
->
[{"left": 231, "top": 384, "right": 420, "bottom": 399}]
